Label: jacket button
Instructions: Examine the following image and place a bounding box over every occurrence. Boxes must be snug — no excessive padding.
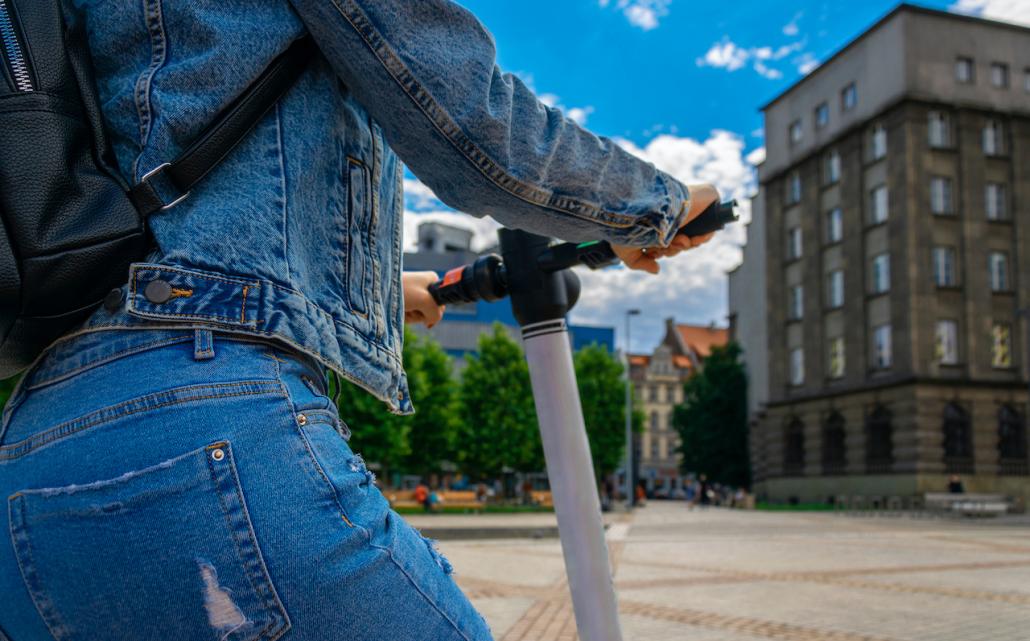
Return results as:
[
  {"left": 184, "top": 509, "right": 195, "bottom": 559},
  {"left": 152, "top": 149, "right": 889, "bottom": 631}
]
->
[
  {"left": 103, "top": 287, "right": 124, "bottom": 312},
  {"left": 144, "top": 280, "right": 173, "bottom": 304}
]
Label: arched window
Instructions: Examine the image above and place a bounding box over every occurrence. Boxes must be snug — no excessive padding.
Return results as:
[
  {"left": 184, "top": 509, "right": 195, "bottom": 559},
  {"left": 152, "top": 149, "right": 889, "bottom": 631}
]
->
[
  {"left": 784, "top": 418, "right": 805, "bottom": 476},
  {"left": 866, "top": 406, "right": 894, "bottom": 473},
  {"left": 998, "top": 405, "right": 1027, "bottom": 476},
  {"left": 821, "top": 412, "right": 847, "bottom": 475},
  {"left": 943, "top": 403, "right": 974, "bottom": 473}
]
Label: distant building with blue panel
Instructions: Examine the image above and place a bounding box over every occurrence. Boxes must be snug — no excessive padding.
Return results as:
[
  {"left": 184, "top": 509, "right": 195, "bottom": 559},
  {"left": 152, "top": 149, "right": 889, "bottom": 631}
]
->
[{"left": 404, "top": 222, "right": 614, "bottom": 368}]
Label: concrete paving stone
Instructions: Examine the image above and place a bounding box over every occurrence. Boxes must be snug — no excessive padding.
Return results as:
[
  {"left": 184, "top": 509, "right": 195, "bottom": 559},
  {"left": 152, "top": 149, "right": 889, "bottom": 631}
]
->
[{"left": 424, "top": 502, "right": 1030, "bottom": 640}]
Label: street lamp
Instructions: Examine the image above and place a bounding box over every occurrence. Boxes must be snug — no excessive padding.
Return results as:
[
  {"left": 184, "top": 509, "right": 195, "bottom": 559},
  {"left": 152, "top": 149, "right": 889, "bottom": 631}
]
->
[{"left": 625, "top": 309, "right": 641, "bottom": 510}]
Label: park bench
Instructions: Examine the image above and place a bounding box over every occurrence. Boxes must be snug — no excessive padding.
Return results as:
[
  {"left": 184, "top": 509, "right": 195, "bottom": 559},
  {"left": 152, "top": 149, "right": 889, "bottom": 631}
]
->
[
  {"left": 386, "top": 489, "right": 486, "bottom": 510},
  {"left": 923, "top": 492, "right": 1011, "bottom": 517}
]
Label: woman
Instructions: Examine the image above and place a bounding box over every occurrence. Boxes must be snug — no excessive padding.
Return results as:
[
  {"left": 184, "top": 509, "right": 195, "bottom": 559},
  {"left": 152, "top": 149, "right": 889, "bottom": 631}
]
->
[{"left": 0, "top": 1, "right": 717, "bottom": 640}]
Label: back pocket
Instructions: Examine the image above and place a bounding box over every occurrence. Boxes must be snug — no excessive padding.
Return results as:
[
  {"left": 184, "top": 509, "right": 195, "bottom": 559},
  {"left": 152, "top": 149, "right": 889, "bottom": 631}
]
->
[{"left": 8, "top": 442, "right": 288, "bottom": 641}]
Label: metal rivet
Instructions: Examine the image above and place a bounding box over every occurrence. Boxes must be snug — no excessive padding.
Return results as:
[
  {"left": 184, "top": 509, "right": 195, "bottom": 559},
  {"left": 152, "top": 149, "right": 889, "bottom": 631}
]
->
[
  {"left": 211, "top": 448, "right": 225, "bottom": 461},
  {"left": 297, "top": 414, "right": 308, "bottom": 426},
  {"left": 144, "top": 279, "right": 173, "bottom": 304}
]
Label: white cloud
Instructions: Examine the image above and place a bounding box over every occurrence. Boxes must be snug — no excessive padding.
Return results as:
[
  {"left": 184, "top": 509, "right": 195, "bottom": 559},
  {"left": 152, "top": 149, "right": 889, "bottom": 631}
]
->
[
  {"left": 950, "top": 0, "right": 1030, "bottom": 24},
  {"left": 598, "top": 0, "right": 672, "bottom": 31},
  {"left": 795, "top": 52, "right": 820, "bottom": 75},
  {"left": 746, "top": 146, "right": 766, "bottom": 166},
  {"left": 536, "top": 93, "right": 595, "bottom": 126},
  {"left": 697, "top": 38, "right": 804, "bottom": 80},
  {"left": 782, "top": 12, "right": 803, "bottom": 36}
]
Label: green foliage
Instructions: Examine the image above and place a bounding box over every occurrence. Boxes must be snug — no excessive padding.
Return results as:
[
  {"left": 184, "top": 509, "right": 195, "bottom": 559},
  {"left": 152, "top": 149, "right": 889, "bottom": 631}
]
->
[
  {"left": 457, "top": 324, "right": 542, "bottom": 479},
  {"left": 574, "top": 343, "right": 630, "bottom": 479},
  {"left": 332, "top": 369, "right": 410, "bottom": 475},
  {"left": 403, "top": 332, "right": 461, "bottom": 477},
  {"left": 673, "top": 342, "right": 751, "bottom": 489}
]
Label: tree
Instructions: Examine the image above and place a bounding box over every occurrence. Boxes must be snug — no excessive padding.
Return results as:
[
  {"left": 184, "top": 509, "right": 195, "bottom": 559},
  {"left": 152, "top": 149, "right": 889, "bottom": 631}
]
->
[
  {"left": 331, "top": 370, "right": 410, "bottom": 477},
  {"left": 673, "top": 342, "right": 750, "bottom": 489},
  {"left": 458, "top": 324, "right": 542, "bottom": 480},
  {"left": 575, "top": 343, "right": 633, "bottom": 480},
  {"left": 403, "top": 332, "right": 461, "bottom": 477}
]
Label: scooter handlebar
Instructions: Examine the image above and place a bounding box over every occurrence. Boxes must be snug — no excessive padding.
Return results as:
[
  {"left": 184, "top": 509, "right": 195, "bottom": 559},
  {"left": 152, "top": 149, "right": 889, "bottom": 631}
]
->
[{"left": 428, "top": 200, "right": 738, "bottom": 305}]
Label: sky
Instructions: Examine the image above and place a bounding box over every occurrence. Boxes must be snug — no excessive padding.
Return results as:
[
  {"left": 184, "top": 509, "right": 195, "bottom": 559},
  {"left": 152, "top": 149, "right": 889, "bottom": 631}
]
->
[{"left": 403, "top": 0, "right": 1030, "bottom": 353}]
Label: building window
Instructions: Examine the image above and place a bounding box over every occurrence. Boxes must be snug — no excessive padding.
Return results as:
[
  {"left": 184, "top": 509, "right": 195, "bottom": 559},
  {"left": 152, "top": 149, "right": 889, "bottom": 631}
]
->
[
  {"left": 789, "top": 348, "right": 805, "bottom": 386},
  {"left": 870, "top": 185, "right": 889, "bottom": 224},
  {"left": 827, "top": 270, "right": 844, "bottom": 309},
  {"left": 871, "top": 253, "right": 890, "bottom": 294},
  {"left": 955, "top": 56, "right": 974, "bottom": 83},
  {"left": 789, "top": 285, "right": 804, "bottom": 321},
  {"left": 650, "top": 410, "right": 660, "bottom": 431},
  {"left": 928, "top": 111, "right": 952, "bottom": 148},
  {"left": 828, "top": 337, "right": 845, "bottom": 380},
  {"left": 815, "top": 102, "right": 829, "bottom": 129},
  {"left": 873, "top": 324, "right": 892, "bottom": 369},
  {"left": 982, "top": 120, "right": 1004, "bottom": 156},
  {"left": 870, "top": 123, "right": 887, "bottom": 160},
  {"left": 822, "top": 412, "right": 847, "bottom": 474},
  {"left": 943, "top": 403, "right": 974, "bottom": 474},
  {"left": 826, "top": 208, "right": 843, "bottom": 244},
  {"left": 787, "top": 226, "right": 803, "bottom": 260},
  {"left": 992, "top": 323, "right": 1013, "bottom": 368},
  {"left": 989, "top": 252, "right": 1009, "bottom": 292},
  {"left": 935, "top": 320, "right": 959, "bottom": 365},
  {"left": 998, "top": 405, "right": 1027, "bottom": 475},
  {"left": 933, "top": 246, "right": 957, "bottom": 287},
  {"left": 866, "top": 406, "right": 894, "bottom": 473},
  {"left": 930, "top": 176, "right": 953, "bottom": 215},
  {"left": 823, "top": 149, "right": 841, "bottom": 185},
  {"left": 651, "top": 438, "right": 660, "bottom": 460},
  {"left": 784, "top": 418, "right": 805, "bottom": 474},
  {"left": 789, "top": 119, "right": 803, "bottom": 144},
  {"left": 990, "top": 62, "right": 1009, "bottom": 88},
  {"left": 841, "top": 83, "right": 857, "bottom": 111},
  {"left": 786, "top": 171, "right": 802, "bottom": 204},
  {"left": 986, "top": 183, "right": 1008, "bottom": 220}
]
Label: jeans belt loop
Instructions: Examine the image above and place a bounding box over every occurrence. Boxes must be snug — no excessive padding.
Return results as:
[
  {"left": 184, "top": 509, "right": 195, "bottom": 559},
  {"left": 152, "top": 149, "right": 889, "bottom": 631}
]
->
[{"left": 194, "top": 329, "right": 216, "bottom": 361}]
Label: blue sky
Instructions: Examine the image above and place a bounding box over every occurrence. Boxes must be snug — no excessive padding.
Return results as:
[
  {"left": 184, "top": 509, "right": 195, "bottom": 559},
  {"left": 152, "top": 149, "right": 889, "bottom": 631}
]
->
[{"left": 405, "top": 0, "right": 1029, "bottom": 352}]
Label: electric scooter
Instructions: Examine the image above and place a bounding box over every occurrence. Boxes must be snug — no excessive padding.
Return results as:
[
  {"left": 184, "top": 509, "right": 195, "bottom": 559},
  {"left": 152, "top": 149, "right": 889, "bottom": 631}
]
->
[{"left": 429, "top": 200, "right": 738, "bottom": 641}]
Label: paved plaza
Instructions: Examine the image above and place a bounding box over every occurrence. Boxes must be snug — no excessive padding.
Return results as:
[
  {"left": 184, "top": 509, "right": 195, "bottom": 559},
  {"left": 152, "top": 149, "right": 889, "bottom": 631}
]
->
[{"left": 426, "top": 502, "right": 1030, "bottom": 640}]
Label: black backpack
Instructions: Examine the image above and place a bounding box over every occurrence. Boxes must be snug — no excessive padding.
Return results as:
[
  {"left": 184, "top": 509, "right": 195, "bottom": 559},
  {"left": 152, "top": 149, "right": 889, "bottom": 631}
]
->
[{"left": 0, "top": 0, "right": 314, "bottom": 377}]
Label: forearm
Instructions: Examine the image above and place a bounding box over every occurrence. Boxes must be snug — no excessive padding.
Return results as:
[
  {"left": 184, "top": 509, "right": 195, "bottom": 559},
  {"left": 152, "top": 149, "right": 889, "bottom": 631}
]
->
[{"left": 287, "top": 0, "right": 690, "bottom": 246}]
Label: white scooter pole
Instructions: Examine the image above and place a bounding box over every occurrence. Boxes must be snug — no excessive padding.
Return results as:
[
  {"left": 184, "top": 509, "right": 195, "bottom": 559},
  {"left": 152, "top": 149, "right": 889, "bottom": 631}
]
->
[{"left": 522, "top": 319, "right": 623, "bottom": 641}]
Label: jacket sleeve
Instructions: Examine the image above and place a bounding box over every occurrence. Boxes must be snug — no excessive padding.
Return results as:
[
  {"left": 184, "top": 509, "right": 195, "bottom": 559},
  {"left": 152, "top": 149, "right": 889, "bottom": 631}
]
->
[{"left": 287, "top": 0, "right": 691, "bottom": 246}]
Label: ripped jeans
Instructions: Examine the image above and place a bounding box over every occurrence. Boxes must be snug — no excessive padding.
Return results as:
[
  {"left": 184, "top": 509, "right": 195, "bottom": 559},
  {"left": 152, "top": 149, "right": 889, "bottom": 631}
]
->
[{"left": 0, "top": 329, "right": 493, "bottom": 641}]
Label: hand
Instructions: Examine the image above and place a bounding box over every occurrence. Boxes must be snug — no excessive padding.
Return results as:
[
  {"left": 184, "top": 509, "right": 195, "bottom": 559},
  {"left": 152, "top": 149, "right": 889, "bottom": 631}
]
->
[
  {"left": 403, "top": 271, "right": 446, "bottom": 327},
  {"left": 611, "top": 183, "right": 720, "bottom": 274}
]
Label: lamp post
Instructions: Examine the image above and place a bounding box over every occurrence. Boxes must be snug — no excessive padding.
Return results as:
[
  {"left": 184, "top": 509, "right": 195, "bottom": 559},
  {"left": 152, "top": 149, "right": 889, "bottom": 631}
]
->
[{"left": 625, "top": 309, "right": 641, "bottom": 510}]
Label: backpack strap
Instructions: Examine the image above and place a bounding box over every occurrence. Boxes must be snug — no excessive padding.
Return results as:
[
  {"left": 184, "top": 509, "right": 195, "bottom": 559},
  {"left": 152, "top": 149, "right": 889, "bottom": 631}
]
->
[{"left": 129, "top": 35, "right": 317, "bottom": 216}]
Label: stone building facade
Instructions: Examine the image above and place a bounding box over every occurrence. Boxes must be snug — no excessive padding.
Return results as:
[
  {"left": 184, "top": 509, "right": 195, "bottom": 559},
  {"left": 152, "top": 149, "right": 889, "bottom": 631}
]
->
[
  {"left": 739, "top": 5, "right": 1030, "bottom": 503},
  {"left": 629, "top": 319, "right": 728, "bottom": 495}
]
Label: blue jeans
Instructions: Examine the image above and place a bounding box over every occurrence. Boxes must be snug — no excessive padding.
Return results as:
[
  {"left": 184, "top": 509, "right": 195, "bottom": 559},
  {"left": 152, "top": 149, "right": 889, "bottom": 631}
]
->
[{"left": 0, "top": 329, "right": 493, "bottom": 641}]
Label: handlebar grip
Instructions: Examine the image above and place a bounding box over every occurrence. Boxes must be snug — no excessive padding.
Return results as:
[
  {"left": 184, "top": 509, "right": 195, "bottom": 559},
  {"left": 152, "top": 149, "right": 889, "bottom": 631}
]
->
[
  {"left": 676, "top": 199, "right": 739, "bottom": 238},
  {"left": 428, "top": 254, "right": 508, "bottom": 305}
]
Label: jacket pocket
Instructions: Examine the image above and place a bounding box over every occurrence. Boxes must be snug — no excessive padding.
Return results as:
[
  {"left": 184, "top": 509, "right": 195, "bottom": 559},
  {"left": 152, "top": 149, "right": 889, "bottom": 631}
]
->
[
  {"left": 8, "top": 442, "right": 289, "bottom": 641},
  {"left": 346, "top": 157, "right": 373, "bottom": 317}
]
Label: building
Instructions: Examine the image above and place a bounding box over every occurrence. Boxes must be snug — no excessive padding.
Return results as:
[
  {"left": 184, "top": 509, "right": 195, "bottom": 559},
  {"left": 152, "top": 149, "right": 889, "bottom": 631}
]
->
[
  {"left": 728, "top": 192, "right": 771, "bottom": 480},
  {"left": 404, "top": 222, "right": 615, "bottom": 367},
  {"left": 733, "top": 5, "right": 1030, "bottom": 504},
  {"left": 629, "top": 319, "right": 728, "bottom": 495}
]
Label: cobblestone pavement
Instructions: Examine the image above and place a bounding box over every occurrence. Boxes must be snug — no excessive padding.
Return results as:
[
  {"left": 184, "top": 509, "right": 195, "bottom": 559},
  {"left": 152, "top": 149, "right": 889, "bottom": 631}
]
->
[{"left": 433, "top": 503, "right": 1030, "bottom": 640}]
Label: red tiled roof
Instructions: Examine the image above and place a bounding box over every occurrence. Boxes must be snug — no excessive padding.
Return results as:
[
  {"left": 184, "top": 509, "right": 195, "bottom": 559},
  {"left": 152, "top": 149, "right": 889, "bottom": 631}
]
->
[
  {"left": 628, "top": 354, "right": 650, "bottom": 366},
  {"left": 676, "top": 325, "right": 729, "bottom": 358}
]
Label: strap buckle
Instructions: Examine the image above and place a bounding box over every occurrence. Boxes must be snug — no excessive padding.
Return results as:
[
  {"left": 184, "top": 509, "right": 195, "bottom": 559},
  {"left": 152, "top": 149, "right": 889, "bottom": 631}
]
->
[{"left": 139, "top": 163, "right": 191, "bottom": 211}]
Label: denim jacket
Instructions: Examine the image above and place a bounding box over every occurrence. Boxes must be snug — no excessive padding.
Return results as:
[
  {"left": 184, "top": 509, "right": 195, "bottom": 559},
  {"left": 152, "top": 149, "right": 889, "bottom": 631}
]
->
[{"left": 65, "top": 0, "right": 692, "bottom": 415}]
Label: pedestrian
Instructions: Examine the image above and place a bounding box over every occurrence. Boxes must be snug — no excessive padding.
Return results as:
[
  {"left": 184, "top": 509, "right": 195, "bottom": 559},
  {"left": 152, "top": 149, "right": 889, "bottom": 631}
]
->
[
  {"left": 948, "top": 474, "right": 966, "bottom": 494},
  {"left": 699, "top": 474, "right": 713, "bottom": 508},
  {"left": 415, "top": 481, "right": 431, "bottom": 512},
  {"left": 0, "top": 2, "right": 718, "bottom": 639}
]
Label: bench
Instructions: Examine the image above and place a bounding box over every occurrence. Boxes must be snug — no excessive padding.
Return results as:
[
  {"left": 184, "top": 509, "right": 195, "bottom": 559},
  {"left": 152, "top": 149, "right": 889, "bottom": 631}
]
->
[
  {"left": 386, "top": 489, "right": 485, "bottom": 510},
  {"left": 924, "top": 492, "right": 1011, "bottom": 517}
]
